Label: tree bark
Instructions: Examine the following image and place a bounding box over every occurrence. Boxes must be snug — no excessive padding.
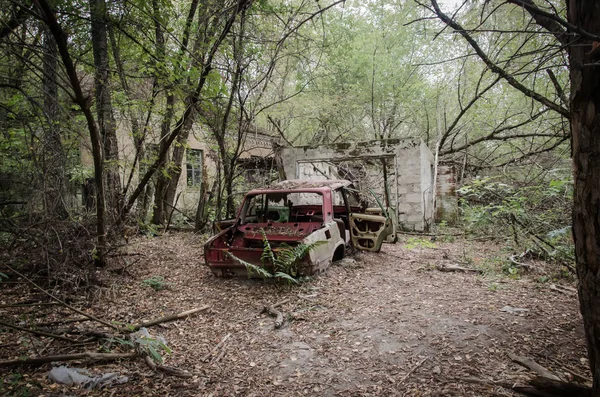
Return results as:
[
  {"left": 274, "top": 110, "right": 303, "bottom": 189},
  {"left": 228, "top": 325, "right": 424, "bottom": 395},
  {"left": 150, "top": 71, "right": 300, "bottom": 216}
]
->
[
  {"left": 42, "top": 28, "right": 68, "bottom": 219},
  {"left": 89, "top": 0, "right": 121, "bottom": 220},
  {"left": 34, "top": 0, "right": 108, "bottom": 266},
  {"left": 154, "top": 0, "right": 201, "bottom": 224},
  {"left": 568, "top": 1, "right": 600, "bottom": 395}
]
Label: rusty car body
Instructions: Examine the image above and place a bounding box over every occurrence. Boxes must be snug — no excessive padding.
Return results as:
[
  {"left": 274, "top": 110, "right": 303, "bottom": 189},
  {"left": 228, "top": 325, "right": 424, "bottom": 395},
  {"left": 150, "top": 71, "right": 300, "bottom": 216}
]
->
[{"left": 204, "top": 179, "right": 393, "bottom": 277}]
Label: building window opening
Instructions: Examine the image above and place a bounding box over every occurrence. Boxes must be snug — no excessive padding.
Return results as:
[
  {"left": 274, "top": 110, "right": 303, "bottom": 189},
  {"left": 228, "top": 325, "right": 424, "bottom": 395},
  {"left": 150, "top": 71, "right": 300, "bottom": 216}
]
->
[{"left": 186, "top": 149, "right": 203, "bottom": 186}]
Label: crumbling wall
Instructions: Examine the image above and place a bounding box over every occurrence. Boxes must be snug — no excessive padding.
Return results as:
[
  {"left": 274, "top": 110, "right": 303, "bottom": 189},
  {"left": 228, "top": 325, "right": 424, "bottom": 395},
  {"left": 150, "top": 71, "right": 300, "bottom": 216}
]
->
[
  {"left": 278, "top": 139, "right": 434, "bottom": 231},
  {"left": 435, "top": 164, "right": 458, "bottom": 224}
]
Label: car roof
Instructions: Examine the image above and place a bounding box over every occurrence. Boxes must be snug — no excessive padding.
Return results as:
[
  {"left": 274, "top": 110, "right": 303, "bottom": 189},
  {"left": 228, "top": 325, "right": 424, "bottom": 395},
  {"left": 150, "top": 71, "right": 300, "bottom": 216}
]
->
[{"left": 247, "top": 179, "right": 352, "bottom": 195}]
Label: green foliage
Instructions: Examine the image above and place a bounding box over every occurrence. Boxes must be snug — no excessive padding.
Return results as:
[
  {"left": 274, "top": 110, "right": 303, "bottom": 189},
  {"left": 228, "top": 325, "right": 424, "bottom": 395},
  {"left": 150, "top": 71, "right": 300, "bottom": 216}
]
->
[
  {"left": 0, "top": 272, "right": 8, "bottom": 282},
  {"left": 134, "top": 332, "right": 172, "bottom": 364},
  {"left": 142, "top": 276, "right": 171, "bottom": 291},
  {"left": 458, "top": 176, "right": 574, "bottom": 267},
  {"left": 228, "top": 229, "right": 324, "bottom": 284}
]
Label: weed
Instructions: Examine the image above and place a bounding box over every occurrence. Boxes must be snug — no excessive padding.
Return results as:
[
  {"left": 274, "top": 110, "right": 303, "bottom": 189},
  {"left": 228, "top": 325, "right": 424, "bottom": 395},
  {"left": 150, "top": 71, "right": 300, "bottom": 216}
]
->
[
  {"left": 404, "top": 237, "right": 436, "bottom": 250},
  {"left": 488, "top": 283, "right": 500, "bottom": 292},
  {"left": 142, "top": 276, "right": 172, "bottom": 291}
]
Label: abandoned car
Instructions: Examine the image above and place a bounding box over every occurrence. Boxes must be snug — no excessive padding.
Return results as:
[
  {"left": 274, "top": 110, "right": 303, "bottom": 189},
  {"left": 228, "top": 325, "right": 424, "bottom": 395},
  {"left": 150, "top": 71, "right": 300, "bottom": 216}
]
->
[{"left": 204, "top": 179, "right": 394, "bottom": 277}]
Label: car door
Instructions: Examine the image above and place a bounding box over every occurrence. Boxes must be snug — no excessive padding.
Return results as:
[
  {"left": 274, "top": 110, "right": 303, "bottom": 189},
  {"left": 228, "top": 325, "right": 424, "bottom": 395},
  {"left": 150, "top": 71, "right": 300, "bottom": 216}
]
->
[
  {"left": 348, "top": 212, "right": 393, "bottom": 252},
  {"left": 342, "top": 187, "right": 394, "bottom": 252}
]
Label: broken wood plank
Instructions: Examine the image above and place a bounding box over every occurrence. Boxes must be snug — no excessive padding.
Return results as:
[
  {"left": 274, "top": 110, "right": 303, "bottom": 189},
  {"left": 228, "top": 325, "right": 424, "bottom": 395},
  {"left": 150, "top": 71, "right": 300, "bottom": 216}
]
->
[
  {"left": 508, "top": 353, "right": 561, "bottom": 381},
  {"left": 130, "top": 306, "right": 210, "bottom": 331}
]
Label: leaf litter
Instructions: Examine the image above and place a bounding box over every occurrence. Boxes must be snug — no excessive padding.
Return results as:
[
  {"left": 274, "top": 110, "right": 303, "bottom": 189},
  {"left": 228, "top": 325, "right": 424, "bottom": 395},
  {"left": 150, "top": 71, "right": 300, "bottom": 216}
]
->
[{"left": 0, "top": 232, "right": 588, "bottom": 396}]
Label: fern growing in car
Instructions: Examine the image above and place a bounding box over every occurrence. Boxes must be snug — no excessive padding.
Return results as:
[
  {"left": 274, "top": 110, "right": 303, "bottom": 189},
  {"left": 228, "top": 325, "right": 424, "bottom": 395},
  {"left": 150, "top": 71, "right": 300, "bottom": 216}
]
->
[{"left": 228, "top": 229, "right": 324, "bottom": 283}]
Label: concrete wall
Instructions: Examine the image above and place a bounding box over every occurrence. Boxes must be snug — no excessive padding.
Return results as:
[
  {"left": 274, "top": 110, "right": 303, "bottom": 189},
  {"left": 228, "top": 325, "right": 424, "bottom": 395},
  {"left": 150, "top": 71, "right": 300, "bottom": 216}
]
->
[
  {"left": 278, "top": 139, "right": 434, "bottom": 231},
  {"left": 435, "top": 164, "right": 459, "bottom": 224}
]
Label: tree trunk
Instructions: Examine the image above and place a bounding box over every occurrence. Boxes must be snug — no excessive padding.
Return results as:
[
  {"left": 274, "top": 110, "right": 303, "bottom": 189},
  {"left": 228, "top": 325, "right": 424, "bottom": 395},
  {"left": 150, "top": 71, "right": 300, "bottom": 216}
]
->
[
  {"left": 162, "top": 101, "right": 197, "bottom": 218},
  {"left": 568, "top": 1, "right": 600, "bottom": 394},
  {"left": 35, "top": 0, "right": 108, "bottom": 266},
  {"left": 42, "top": 28, "right": 68, "bottom": 219},
  {"left": 89, "top": 0, "right": 121, "bottom": 220}
]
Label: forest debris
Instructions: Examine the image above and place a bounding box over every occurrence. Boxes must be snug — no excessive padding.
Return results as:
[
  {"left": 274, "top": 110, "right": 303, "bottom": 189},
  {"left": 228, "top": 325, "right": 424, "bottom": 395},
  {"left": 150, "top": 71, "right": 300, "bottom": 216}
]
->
[
  {"left": 508, "top": 254, "right": 535, "bottom": 270},
  {"left": 519, "top": 376, "right": 592, "bottom": 397},
  {"left": 3, "top": 264, "right": 119, "bottom": 330},
  {"left": 0, "top": 302, "right": 59, "bottom": 309},
  {"left": 0, "top": 320, "right": 80, "bottom": 343},
  {"left": 399, "top": 357, "right": 427, "bottom": 383},
  {"left": 500, "top": 306, "right": 530, "bottom": 315},
  {"left": 201, "top": 333, "right": 231, "bottom": 362},
  {"left": 0, "top": 351, "right": 139, "bottom": 367},
  {"left": 508, "top": 353, "right": 561, "bottom": 381},
  {"left": 549, "top": 284, "right": 577, "bottom": 296},
  {"left": 435, "top": 263, "right": 482, "bottom": 273},
  {"left": 143, "top": 355, "right": 193, "bottom": 378},
  {"left": 262, "top": 304, "right": 284, "bottom": 329},
  {"left": 130, "top": 306, "right": 210, "bottom": 331},
  {"left": 48, "top": 366, "right": 128, "bottom": 389}
]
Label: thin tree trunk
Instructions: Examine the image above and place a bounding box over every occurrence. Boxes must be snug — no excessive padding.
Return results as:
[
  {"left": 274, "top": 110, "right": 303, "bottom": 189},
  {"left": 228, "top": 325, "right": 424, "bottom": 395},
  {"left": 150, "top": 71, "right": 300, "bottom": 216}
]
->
[
  {"left": 155, "top": 0, "right": 201, "bottom": 222},
  {"left": 34, "top": 0, "right": 107, "bottom": 266},
  {"left": 568, "top": 1, "right": 600, "bottom": 394},
  {"left": 42, "top": 28, "right": 68, "bottom": 219},
  {"left": 89, "top": 0, "right": 121, "bottom": 220}
]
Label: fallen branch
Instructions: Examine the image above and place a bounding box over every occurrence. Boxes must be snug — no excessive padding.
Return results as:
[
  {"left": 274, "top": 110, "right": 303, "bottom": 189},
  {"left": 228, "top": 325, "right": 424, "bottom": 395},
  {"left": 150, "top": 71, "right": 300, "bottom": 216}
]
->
[
  {"left": 129, "top": 306, "right": 210, "bottom": 331},
  {"left": 0, "top": 320, "right": 79, "bottom": 344},
  {"left": 201, "top": 333, "right": 231, "bottom": 362},
  {"left": 144, "top": 355, "right": 193, "bottom": 378},
  {"left": 509, "top": 255, "right": 535, "bottom": 270},
  {"left": 508, "top": 353, "right": 561, "bottom": 381},
  {"left": 400, "top": 357, "right": 427, "bottom": 383},
  {"left": 262, "top": 305, "right": 284, "bottom": 329},
  {"left": 2, "top": 264, "right": 119, "bottom": 330},
  {"left": 0, "top": 302, "right": 59, "bottom": 309},
  {"left": 521, "top": 376, "right": 592, "bottom": 397},
  {"left": 436, "top": 263, "right": 482, "bottom": 273},
  {"left": 34, "top": 317, "right": 92, "bottom": 327},
  {"left": 0, "top": 351, "right": 139, "bottom": 367},
  {"left": 549, "top": 284, "right": 577, "bottom": 296}
]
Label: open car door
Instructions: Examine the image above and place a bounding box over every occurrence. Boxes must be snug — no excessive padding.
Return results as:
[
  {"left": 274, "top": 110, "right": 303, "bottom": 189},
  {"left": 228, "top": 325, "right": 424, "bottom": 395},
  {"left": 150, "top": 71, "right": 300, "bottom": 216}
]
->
[{"left": 349, "top": 212, "right": 393, "bottom": 252}]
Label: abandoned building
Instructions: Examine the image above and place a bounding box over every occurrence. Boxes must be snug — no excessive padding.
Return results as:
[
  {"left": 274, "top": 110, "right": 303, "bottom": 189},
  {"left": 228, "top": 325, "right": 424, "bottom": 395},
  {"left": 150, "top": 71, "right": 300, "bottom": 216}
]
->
[{"left": 276, "top": 138, "right": 436, "bottom": 231}]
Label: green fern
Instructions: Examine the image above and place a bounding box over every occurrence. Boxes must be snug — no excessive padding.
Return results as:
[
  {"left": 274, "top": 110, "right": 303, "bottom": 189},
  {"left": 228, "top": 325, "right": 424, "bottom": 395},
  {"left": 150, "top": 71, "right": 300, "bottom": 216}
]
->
[
  {"left": 227, "top": 252, "right": 273, "bottom": 279},
  {"left": 227, "top": 229, "right": 325, "bottom": 284}
]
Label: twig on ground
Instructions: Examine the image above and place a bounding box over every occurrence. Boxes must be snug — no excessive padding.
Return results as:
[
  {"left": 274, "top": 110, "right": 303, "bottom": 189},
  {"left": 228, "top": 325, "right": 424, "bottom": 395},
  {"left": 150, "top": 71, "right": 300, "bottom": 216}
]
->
[
  {"left": 144, "top": 355, "right": 193, "bottom": 378},
  {"left": 400, "top": 357, "right": 427, "bottom": 383},
  {"left": 508, "top": 352, "right": 561, "bottom": 381},
  {"left": 2, "top": 264, "right": 119, "bottom": 330},
  {"left": 129, "top": 306, "right": 210, "bottom": 331},
  {"left": 262, "top": 304, "right": 284, "bottom": 329},
  {"left": 0, "top": 351, "right": 139, "bottom": 367},
  {"left": 201, "top": 333, "right": 231, "bottom": 362},
  {"left": 0, "top": 302, "right": 59, "bottom": 309},
  {"left": 508, "top": 255, "right": 535, "bottom": 270},
  {"left": 436, "top": 263, "right": 482, "bottom": 273},
  {"left": 0, "top": 320, "right": 80, "bottom": 343},
  {"left": 549, "top": 284, "right": 577, "bottom": 296}
]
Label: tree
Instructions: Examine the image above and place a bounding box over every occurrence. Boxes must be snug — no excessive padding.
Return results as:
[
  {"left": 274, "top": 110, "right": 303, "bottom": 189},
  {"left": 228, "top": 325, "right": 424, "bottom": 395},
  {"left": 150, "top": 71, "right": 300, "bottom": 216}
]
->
[
  {"left": 567, "top": 1, "right": 600, "bottom": 393},
  {"left": 422, "top": 0, "right": 600, "bottom": 392}
]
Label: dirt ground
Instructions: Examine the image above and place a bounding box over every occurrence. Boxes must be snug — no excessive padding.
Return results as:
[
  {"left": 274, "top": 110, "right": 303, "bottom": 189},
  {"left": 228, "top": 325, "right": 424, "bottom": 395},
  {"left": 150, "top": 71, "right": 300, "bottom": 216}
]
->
[{"left": 0, "top": 232, "right": 589, "bottom": 396}]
